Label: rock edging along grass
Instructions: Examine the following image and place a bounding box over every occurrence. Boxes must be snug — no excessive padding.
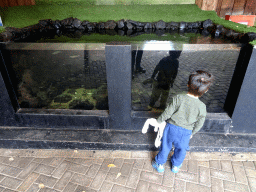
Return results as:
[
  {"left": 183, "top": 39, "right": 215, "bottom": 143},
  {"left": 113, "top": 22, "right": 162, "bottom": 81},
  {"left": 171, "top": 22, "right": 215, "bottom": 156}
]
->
[
  {"left": 1, "top": 3, "right": 256, "bottom": 44},
  {"left": 0, "top": 18, "right": 256, "bottom": 43}
]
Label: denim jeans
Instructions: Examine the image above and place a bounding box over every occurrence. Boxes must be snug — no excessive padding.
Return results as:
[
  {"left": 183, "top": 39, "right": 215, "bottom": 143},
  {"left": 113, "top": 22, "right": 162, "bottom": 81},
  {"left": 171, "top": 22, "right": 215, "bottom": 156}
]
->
[{"left": 155, "top": 123, "right": 192, "bottom": 167}]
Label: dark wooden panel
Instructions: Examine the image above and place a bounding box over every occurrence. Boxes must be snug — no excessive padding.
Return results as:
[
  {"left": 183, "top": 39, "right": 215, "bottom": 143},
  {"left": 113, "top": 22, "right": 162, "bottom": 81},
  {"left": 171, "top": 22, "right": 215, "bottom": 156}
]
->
[
  {"left": 232, "top": 0, "right": 246, "bottom": 15},
  {"left": 0, "top": 0, "right": 10, "bottom": 7},
  {"left": 17, "top": 0, "right": 25, "bottom": 6},
  {"left": 244, "top": 0, "right": 256, "bottom": 15},
  {"left": 8, "top": 0, "right": 18, "bottom": 7},
  {"left": 0, "top": 1, "right": 4, "bottom": 7},
  {"left": 0, "top": 0, "right": 35, "bottom": 7},
  {"left": 216, "top": 0, "right": 224, "bottom": 16},
  {"left": 28, "top": 0, "right": 35, "bottom": 5},
  {"left": 24, "top": 0, "right": 31, "bottom": 5},
  {"left": 219, "top": 0, "right": 235, "bottom": 17},
  {"left": 202, "top": 0, "right": 219, "bottom": 10},
  {"left": 195, "top": 0, "right": 204, "bottom": 9}
]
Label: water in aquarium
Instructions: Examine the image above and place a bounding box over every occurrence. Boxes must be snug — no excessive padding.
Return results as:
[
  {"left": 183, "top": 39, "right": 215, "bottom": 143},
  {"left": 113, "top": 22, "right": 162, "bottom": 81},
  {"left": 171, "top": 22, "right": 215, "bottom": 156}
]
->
[
  {"left": 3, "top": 40, "right": 242, "bottom": 113},
  {"left": 3, "top": 43, "right": 108, "bottom": 110}
]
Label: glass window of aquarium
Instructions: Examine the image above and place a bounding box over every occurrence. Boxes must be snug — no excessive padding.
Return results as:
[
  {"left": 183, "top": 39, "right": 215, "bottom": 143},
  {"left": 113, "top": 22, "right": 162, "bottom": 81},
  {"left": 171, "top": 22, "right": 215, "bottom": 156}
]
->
[
  {"left": 131, "top": 41, "right": 242, "bottom": 113},
  {"left": 3, "top": 43, "right": 108, "bottom": 111}
]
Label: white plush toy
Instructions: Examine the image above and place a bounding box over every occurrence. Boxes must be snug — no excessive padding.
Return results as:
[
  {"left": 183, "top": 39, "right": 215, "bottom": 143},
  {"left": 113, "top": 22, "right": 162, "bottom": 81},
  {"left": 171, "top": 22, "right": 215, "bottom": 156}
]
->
[{"left": 142, "top": 118, "right": 166, "bottom": 148}]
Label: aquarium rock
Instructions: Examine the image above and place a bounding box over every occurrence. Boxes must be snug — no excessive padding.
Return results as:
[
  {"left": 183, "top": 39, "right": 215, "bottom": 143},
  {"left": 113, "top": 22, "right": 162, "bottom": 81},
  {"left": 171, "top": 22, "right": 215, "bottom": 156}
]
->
[
  {"left": 96, "top": 22, "right": 105, "bottom": 29},
  {"left": 155, "top": 20, "right": 166, "bottom": 29},
  {"left": 73, "top": 18, "right": 82, "bottom": 29},
  {"left": 117, "top": 19, "right": 125, "bottom": 29},
  {"left": 104, "top": 20, "right": 117, "bottom": 30},
  {"left": 202, "top": 19, "right": 214, "bottom": 28},
  {"left": 244, "top": 32, "right": 256, "bottom": 42}
]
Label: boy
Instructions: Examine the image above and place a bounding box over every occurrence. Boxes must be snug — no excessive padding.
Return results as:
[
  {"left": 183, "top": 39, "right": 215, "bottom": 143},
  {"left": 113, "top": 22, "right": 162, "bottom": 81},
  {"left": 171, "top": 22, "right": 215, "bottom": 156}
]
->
[{"left": 152, "top": 70, "right": 214, "bottom": 173}]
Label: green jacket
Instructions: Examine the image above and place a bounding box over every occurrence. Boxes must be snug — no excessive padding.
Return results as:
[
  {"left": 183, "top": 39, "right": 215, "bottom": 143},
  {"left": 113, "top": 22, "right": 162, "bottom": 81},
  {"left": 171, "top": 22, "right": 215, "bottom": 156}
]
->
[{"left": 157, "top": 94, "right": 206, "bottom": 135}]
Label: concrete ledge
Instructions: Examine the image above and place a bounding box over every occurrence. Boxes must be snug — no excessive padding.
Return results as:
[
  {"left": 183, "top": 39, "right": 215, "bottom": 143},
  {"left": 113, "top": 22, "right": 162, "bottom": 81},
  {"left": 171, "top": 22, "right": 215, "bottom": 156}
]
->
[
  {"left": 0, "top": 148, "right": 255, "bottom": 161},
  {"left": 132, "top": 112, "right": 232, "bottom": 134},
  {"left": 0, "top": 128, "right": 255, "bottom": 152}
]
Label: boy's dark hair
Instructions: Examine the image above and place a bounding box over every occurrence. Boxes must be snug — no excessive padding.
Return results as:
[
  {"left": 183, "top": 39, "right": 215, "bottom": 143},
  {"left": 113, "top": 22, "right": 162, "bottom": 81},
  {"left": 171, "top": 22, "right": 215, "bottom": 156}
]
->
[{"left": 188, "top": 70, "right": 214, "bottom": 97}]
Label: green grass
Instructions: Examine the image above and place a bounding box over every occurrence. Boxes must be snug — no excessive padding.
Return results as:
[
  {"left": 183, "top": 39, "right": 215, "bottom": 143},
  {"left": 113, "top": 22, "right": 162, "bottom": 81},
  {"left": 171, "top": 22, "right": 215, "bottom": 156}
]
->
[
  {"left": 35, "top": 0, "right": 195, "bottom": 5},
  {"left": 0, "top": 27, "right": 4, "bottom": 33},
  {"left": 1, "top": 3, "right": 256, "bottom": 44},
  {"left": 0, "top": 4, "right": 218, "bottom": 27}
]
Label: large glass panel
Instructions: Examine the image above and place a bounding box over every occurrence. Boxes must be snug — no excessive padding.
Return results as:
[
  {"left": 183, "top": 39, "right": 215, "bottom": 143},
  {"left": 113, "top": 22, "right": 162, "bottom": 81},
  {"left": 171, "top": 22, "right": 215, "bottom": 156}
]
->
[
  {"left": 4, "top": 43, "right": 108, "bottom": 110},
  {"left": 131, "top": 41, "right": 242, "bottom": 113}
]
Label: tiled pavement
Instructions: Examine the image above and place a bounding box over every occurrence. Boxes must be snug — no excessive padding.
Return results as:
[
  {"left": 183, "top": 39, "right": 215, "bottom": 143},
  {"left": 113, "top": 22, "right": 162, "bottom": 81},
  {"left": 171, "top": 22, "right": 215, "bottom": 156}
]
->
[{"left": 0, "top": 149, "right": 255, "bottom": 192}]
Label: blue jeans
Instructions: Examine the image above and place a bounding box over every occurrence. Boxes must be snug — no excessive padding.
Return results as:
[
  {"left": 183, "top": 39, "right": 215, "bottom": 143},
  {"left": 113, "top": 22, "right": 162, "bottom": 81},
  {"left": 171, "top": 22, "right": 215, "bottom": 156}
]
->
[{"left": 155, "top": 123, "right": 192, "bottom": 167}]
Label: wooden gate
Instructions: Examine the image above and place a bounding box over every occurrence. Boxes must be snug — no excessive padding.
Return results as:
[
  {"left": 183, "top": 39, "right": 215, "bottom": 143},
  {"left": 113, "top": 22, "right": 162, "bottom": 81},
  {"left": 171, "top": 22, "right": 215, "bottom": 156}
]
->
[
  {"left": 0, "top": 0, "right": 35, "bottom": 7},
  {"left": 196, "top": 0, "right": 256, "bottom": 17}
]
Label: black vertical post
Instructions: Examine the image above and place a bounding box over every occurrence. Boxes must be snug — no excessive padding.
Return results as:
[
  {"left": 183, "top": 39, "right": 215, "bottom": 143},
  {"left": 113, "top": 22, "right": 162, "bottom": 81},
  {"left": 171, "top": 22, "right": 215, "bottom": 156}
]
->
[
  {"left": 0, "top": 44, "right": 18, "bottom": 126},
  {"left": 105, "top": 42, "right": 132, "bottom": 130},
  {"left": 231, "top": 46, "right": 256, "bottom": 133},
  {"left": 224, "top": 44, "right": 253, "bottom": 117}
]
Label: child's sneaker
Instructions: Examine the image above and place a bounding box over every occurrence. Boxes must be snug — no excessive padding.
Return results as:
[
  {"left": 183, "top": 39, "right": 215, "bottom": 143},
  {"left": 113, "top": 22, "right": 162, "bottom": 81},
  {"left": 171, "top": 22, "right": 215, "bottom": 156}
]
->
[
  {"left": 171, "top": 164, "right": 182, "bottom": 173},
  {"left": 152, "top": 161, "right": 164, "bottom": 173}
]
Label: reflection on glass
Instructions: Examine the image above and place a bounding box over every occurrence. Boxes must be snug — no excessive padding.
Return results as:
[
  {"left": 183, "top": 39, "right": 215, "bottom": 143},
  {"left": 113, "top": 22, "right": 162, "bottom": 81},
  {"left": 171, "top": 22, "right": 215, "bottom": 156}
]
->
[
  {"left": 147, "top": 51, "right": 181, "bottom": 109},
  {"left": 5, "top": 43, "right": 108, "bottom": 110},
  {"left": 132, "top": 42, "right": 241, "bottom": 113},
  {"left": 140, "top": 40, "right": 180, "bottom": 50},
  {"left": 132, "top": 50, "right": 145, "bottom": 78}
]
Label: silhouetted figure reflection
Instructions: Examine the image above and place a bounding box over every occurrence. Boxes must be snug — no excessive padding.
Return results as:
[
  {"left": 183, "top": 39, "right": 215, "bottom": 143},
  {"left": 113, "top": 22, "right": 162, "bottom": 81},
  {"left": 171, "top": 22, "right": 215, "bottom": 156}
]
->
[
  {"left": 145, "top": 51, "right": 181, "bottom": 109},
  {"left": 132, "top": 50, "right": 146, "bottom": 79}
]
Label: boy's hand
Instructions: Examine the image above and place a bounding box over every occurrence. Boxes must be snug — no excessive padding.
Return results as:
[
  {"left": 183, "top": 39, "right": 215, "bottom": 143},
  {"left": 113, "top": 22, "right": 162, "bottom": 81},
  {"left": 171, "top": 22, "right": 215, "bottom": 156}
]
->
[{"left": 190, "top": 135, "right": 193, "bottom": 139}]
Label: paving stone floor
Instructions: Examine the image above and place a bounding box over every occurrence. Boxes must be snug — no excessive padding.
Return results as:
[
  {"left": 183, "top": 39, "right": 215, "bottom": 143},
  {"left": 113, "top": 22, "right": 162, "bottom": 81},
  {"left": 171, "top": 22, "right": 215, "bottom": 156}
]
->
[{"left": 0, "top": 149, "right": 255, "bottom": 192}]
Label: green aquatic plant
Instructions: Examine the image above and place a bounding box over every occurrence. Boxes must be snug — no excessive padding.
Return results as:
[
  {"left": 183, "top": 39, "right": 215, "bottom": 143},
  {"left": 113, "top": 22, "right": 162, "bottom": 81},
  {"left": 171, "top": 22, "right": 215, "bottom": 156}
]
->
[{"left": 49, "top": 88, "right": 98, "bottom": 109}]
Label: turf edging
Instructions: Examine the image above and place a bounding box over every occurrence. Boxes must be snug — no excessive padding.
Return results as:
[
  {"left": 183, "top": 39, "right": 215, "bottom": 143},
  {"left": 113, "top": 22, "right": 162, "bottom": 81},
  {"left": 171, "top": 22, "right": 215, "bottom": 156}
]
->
[
  {"left": 0, "top": 4, "right": 256, "bottom": 44},
  {"left": 1, "top": 18, "right": 256, "bottom": 44}
]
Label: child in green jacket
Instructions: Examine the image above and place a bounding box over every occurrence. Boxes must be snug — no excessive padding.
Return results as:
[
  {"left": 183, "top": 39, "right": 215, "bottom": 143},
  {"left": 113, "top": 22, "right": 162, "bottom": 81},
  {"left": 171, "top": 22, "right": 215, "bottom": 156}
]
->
[{"left": 152, "top": 70, "right": 214, "bottom": 173}]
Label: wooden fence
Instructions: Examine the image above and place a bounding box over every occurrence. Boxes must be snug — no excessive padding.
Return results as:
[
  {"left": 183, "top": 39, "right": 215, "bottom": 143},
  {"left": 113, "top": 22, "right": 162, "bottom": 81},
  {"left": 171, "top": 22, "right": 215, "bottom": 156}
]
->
[
  {"left": 196, "top": 0, "right": 256, "bottom": 17},
  {"left": 0, "top": 0, "right": 35, "bottom": 7}
]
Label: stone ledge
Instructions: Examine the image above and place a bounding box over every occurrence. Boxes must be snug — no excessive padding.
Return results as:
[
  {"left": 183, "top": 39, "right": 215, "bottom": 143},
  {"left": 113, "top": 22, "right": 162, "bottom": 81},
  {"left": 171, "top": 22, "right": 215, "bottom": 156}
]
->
[
  {"left": 0, "top": 148, "right": 256, "bottom": 161},
  {"left": 0, "top": 128, "right": 255, "bottom": 152}
]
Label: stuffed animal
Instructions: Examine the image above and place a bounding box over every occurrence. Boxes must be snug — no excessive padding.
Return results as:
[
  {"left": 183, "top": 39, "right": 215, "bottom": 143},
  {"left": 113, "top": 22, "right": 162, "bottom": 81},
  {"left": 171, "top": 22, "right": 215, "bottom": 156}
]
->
[{"left": 142, "top": 118, "right": 166, "bottom": 148}]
